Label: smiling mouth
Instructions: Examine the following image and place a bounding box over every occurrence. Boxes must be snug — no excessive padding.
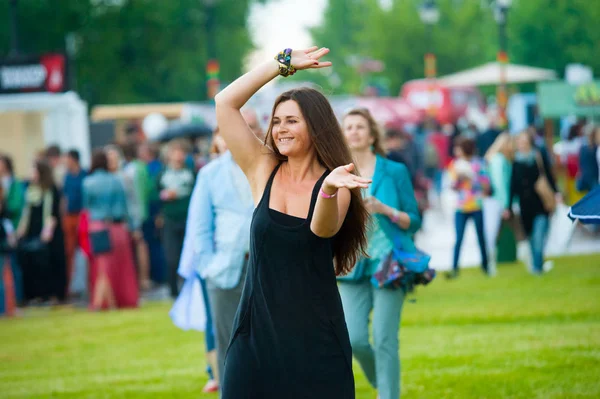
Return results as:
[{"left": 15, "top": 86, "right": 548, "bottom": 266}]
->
[{"left": 278, "top": 138, "right": 294, "bottom": 143}]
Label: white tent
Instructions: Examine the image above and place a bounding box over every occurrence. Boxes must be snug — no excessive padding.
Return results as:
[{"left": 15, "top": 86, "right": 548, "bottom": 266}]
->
[
  {"left": 437, "top": 62, "right": 557, "bottom": 87},
  {"left": 0, "top": 92, "right": 90, "bottom": 175}
]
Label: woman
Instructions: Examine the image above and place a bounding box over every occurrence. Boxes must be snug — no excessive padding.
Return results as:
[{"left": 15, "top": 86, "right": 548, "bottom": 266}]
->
[
  {"left": 215, "top": 46, "right": 370, "bottom": 398},
  {"left": 339, "top": 108, "right": 421, "bottom": 399},
  {"left": 83, "top": 150, "right": 138, "bottom": 309},
  {"left": 505, "top": 132, "right": 559, "bottom": 275},
  {"left": 448, "top": 137, "right": 491, "bottom": 278},
  {"left": 484, "top": 133, "right": 515, "bottom": 273},
  {"left": 16, "top": 160, "right": 67, "bottom": 304}
]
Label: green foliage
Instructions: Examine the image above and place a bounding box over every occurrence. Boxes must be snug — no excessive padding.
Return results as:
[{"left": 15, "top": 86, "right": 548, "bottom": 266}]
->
[
  {"left": 1, "top": 254, "right": 600, "bottom": 398},
  {"left": 309, "top": 0, "right": 598, "bottom": 96},
  {"left": 0, "top": 0, "right": 256, "bottom": 105}
]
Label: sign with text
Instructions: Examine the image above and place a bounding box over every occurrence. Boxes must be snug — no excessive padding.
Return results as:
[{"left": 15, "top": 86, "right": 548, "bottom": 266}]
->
[{"left": 0, "top": 53, "right": 67, "bottom": 94}]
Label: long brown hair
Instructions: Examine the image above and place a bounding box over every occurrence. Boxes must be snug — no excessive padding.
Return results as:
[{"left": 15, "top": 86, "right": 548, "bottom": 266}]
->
[
  {"left": 343, "top": 108, "right": 386, "bottom": 156},
  {"left": 264, "top": 87, "right": 369, "bottom": 276},
  {"left": 34, "top": 160, "right": 54, "bottom": 191}
]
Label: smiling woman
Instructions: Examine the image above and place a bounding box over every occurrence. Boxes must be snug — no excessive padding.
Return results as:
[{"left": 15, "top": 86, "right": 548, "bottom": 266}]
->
[{"left": 214, "top": 47, "right": 369, "bottom": 398}]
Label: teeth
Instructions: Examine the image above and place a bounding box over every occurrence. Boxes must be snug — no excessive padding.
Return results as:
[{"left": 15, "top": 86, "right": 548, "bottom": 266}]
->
[{"left": 279, "top": 138, "right": 293, "bottom": 142}]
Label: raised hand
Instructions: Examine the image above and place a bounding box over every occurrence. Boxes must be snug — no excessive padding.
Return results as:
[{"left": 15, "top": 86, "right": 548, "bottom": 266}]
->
[
  {"left": 290, "top": 47, "right": 333, "bottom": 71},
  {"left": 322, "top": 163, "right": 371, "bottom": 194}
]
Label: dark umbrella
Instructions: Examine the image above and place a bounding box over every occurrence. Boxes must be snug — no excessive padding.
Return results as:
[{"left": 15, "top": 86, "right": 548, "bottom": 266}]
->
[
  {"left": 157, "top": 123, "right": 213, "bottom": 142},
  {"left": 568, "top": 186, "right": 600, "bottom": 224}
]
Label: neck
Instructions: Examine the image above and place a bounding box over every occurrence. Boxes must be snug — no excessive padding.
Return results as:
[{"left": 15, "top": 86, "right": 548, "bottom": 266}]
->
[
  {"left": 69, "top": 166, "right": 80, "bottom": 174},
  {"left": 284, "top": 152, "right": 323, "bottom": 182},
  {"left": 352, "top": 148, "right": 377, "bottom": 171}
]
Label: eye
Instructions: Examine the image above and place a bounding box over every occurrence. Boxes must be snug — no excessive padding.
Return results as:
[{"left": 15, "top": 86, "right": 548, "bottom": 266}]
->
[
  {"left": 289, "top": 120, "right": 297, "bottom": 124},
  {"left": 273, "top": 120, "right": 280, "bottom": 125}
]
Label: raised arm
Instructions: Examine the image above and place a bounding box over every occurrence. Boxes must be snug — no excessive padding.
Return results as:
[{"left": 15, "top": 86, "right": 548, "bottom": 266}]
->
[{"left": 214, "top": 47, "right": 332, "bottom": 177}]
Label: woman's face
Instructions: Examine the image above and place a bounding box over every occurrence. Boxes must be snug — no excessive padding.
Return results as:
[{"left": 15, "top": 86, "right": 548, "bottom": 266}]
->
[
  {"left": 106, "top": 150, "right": 119, "bottom": 172},
  {"left": 516, "top": 134, "right": 532, "bottom": 153},
  {"left": 453, "top": 145, "right": 465, "bottom": 159},
  {"left": 30, "top": 165, "right": 40, "bottom": 183},
  {"left": 343, "top": 114, "right": 374, "bottom": 152},
  {"left": 271, "top": 100, "right": 313, "bottom": 157}
]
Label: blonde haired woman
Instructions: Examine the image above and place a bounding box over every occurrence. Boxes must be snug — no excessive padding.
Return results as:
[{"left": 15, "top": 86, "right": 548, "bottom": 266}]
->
[{"left": 483, "top": 133, "right": 515, "bottom": 274}]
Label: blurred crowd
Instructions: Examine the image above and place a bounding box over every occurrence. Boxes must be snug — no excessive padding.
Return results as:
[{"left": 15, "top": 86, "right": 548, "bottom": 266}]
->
[{"left": 0, "top": 112, "right": 598, "bottom": 316}]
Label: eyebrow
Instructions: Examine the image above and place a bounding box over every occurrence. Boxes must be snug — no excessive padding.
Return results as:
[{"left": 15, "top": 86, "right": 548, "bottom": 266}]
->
[{"left": 273, "top": 115, "right": 299, "bottom": 119}]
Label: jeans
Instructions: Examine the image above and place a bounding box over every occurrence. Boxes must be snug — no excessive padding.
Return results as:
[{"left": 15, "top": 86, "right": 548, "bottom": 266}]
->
[
  {"left": 199, "top": 276, "right": 216, "bottom": 380},
  {"left": 339, "top": 281, "right": 405, "bottom": 399},
  {"left": 530, "top": 214, "right": 549, "bottom": 273},
  {"left": 453, "top": 210, "right": 488, "bottom": 272}
]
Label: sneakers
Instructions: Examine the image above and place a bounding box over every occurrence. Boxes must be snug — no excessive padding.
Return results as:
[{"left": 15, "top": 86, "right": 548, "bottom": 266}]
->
[
  {"left": 202, "top": 380, "right": 219, "bottom": 393},
  {"left": 543, "top": 260, "right": 554, "bottom": 273}
]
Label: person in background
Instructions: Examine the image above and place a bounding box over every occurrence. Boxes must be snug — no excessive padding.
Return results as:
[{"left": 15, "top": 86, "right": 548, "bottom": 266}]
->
[
  {"left": 339, "top": 108, "right": 421, "bottom": 399},
  {"left": 138, "top": 143, "right": 167, "bottom": 284},
  {"left": 16, "top": 160, "right": 67, "bottom": 304},
  {"left": 83, "top": 150, "right": 138, "bottom": 310},
  {"left": 447, "top": 137, "right": 491, "bottom": 278},
  {"left": 384, "top": 128, "right": 417, "bottom": 180},
  {"left": 562, "top": 124, "right": 585, "bottom": 204},
  {"left": 0, "top": 155, "right": 25, "bottom": 230},
  {"left": 576, "top": 124, "right": 599, "bottom": 193},
  {"left": 123, "top": 144, "right": 152, "bottom": 291},
  {"left": 158, "top": 139, "right": 195, "bottom": 299},
  {"left": 484, "top": 133, "right": 515, "bottom": 275},
  {"left": 505, "top": 132, "right": 559, "bottom": 275},
  {"left": 476, "top": 118, "right": 502, "bottom": 158},
  {"left": 200, "top": 126, "right": 256, "bottom": 390},
  {"left": 0, "top": 184, "right": 18, "bottom": 316},
  {"left": 62, "top": 150, "right": 86, "bottom": 290},
  {"left": 0, "top": 154, "right": 25, "bottom": 305},
  {"left": 45, "top": 145, "right": 66, "bottom": 190},
  {"left": 106, "top": 145, "right": 143, "bottom": 234}
]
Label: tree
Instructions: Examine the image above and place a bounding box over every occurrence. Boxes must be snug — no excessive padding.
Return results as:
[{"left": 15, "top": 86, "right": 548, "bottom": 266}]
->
[
  {"left": 308, "top": 0, "right": 597, "bottom": 95},
  {"left": 0, "top": 0, "right": 258, "bottom": 105}
]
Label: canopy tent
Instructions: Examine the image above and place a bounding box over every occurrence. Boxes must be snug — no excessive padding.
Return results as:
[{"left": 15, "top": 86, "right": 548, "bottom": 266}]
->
[{"left": 437, "top": 62, "right": 557, "bottom": 87}]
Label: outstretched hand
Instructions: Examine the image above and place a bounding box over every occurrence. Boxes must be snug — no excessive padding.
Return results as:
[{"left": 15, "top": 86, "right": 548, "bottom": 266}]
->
[
  {"left": 290, "top": 47, "right": 333, "bottom": 71},
  {"left": 322, "top": 163, "right": 371, "bottom": 194}
]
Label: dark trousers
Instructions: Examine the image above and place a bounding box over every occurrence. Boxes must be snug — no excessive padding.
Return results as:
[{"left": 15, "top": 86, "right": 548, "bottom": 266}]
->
[
  {"left": 161, "top": 219, "right": 186, "bottom": 298},
  {"left": 453, "top": 210, "right": 488, "bottom": 272},
  {"left": 207, "top": 262, "right": 247, "bottom": 382}
]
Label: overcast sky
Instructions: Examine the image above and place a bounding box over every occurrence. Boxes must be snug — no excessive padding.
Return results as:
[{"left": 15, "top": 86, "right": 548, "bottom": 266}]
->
[{"left": 246, "top": 0, "right": 327, "bottom": 69}]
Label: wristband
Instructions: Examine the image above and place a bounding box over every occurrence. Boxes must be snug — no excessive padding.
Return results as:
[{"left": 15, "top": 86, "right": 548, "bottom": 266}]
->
[
  {"left": 390, "top": 210, "right": 400, "bottom": 223},
  {"left": 319, "top": 186, "right": 338, "bottom": 199},
  {"left": 274, "top": 48, "right": 296, "bottom": 77}
]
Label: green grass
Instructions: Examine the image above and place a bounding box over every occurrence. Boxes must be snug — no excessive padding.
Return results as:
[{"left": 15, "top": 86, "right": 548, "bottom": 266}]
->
[{"left": 1, "top": 254, "right": 600, "bottom": 399}]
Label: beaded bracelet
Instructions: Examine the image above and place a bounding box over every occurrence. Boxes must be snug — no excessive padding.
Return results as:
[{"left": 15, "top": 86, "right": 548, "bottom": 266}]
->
[{"left": 274, "top": 48, "right": 296, "bottom": 77}]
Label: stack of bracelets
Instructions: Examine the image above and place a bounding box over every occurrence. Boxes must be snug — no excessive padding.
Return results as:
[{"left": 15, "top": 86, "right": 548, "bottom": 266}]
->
[{"left": 274, "top": 48, "right": 296, "bottom": 77}]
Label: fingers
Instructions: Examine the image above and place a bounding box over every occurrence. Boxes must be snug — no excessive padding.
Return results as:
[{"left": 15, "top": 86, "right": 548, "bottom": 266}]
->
[
  {"left": 344, "top": 163, "right": 355, "bottom": 172},
  {"left": 308, "top": 47, "right": 330, "bottom": 59},
  {"left": 303, "top": 46, "right": 319, "bottom": 53}
]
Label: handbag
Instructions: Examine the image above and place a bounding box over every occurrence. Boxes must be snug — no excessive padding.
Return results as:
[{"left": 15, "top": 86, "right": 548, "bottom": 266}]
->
[
  {"left": 371, "top": 246, "right": 435, "bottom": 290},
  {"left": 89, "top": 229, "right": 112, "bottom": 255},
  {"left": 534, "top": 153, "right": 556, "bottom": 213}
]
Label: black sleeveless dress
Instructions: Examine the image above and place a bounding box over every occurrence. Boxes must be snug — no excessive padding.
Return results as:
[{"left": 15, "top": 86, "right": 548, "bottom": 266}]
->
[{"left": 221, "top": 163, "right": 355, "bottom": 399}]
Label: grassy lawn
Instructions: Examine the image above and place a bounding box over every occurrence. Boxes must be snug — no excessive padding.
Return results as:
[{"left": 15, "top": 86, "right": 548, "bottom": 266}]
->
[{"left": 1, "top": 254, "right": 599, "bottom": 399}]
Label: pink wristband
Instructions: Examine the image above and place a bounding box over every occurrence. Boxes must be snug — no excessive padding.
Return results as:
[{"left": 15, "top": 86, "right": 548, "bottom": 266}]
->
[
  {"left": 390, "top": 210, "right": 400, "bottom": 223},
  {"left": 319, "top": 187, "right": 338, "bottom": 199}
]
